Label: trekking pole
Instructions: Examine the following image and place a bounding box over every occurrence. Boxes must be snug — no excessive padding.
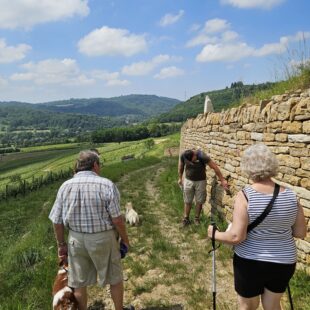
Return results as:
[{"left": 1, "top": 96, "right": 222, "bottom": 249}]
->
[
  {"left": 287, "top": 284, "right": 294, "bottom": 310},
  {"left": 211, "top": 220, "right": 217, "bottom": 310}
]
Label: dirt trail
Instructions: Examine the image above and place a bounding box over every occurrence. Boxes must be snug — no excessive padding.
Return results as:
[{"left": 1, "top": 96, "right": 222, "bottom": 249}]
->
[{"left": 87, "top": 163, "right": 239, "bottom": 310}]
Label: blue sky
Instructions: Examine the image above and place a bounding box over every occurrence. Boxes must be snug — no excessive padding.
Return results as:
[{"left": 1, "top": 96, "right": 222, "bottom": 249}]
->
[{"left": 0, "top": 0, "right": 309, "bottom": 103}]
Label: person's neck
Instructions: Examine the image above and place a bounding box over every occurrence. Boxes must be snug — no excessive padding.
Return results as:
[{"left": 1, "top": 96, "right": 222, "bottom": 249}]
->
[
  {"left": 251, "top": 178, "right": 276, "bottom": 194},
  {"left": 252, "top": 178, "right": 274, "bottom": 186}
]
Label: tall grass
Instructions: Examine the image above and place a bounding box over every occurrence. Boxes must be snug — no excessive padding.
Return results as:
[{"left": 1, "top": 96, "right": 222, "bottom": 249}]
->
[{"left": 255, "top": 37, "right": 310, "bottom": 100}]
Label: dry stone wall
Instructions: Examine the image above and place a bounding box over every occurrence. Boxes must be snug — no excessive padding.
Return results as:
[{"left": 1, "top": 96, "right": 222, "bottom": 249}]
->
[{"left": 180, "top": 88, "right": 310, "bottom": 269}]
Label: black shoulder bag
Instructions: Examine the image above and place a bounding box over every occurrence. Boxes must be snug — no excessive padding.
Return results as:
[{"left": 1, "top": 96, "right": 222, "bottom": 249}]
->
[
  {"left": 243, "top": 183, "right": 294, "bottom": 310},
  {"left": 244, "top": 183, "right": 280, "bottom": 233}
]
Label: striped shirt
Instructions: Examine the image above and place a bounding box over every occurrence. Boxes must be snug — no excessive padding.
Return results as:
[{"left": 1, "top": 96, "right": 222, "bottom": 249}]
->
[
  {"left": 49, "top": 171, "right": 121, "bottom": 233},
  {"left": 235, "top": 186, "right": 298, "bottom": 264}
]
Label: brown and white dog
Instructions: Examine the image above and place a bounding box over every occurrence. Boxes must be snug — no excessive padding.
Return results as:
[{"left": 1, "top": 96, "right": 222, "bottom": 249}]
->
[
  {"left": 52, "top": 259, "right": 78, "bottom": 310},
  {"left": 125, "top": 202, "right": 139, "bottom": 226}
]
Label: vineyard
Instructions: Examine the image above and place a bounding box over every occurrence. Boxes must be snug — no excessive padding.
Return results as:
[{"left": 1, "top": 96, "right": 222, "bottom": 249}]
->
[{"left": 0, "top": 137, "right": 177, "bottom": 200}]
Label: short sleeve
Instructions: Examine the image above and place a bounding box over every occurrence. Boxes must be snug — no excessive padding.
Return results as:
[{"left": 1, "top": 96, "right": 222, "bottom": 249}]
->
[
  {"left": 198, "top": 151, "right": 211, "bottom": 164},
  {"left": 49, "top": 188, "right": 64, "bottom": 224},
  {"left": 106, "top": 183, "right": 121, "bottom": 218}
]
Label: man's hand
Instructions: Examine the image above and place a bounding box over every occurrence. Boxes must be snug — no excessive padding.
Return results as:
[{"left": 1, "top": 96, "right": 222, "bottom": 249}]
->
[
  {"left": 221, "top": 179, "right": 229, "bottom": 191},
  {"left": 58, "top": 244, "right": 68, "bottom": 260},
  {"left": 178, "top": 178, "right": 183, "bottom": 186}
]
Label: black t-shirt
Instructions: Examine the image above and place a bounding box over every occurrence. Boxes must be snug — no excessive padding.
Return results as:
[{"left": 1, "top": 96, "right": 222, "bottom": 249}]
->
[{"left": 181, "top": 150, "right": 211, "bottom": 181}]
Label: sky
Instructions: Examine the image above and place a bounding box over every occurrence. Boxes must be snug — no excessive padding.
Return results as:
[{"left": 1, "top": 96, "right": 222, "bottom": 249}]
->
[{"left": 0, "top": 0, "right": 309, "bottom": 103}]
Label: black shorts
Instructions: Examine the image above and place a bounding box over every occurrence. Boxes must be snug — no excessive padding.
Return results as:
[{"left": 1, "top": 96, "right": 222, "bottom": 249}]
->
[{"left": 233, "top": 253, "right": 296, "bottom": 298}]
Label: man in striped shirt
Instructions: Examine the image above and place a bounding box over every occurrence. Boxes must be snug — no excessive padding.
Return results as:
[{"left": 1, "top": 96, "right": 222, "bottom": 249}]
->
[{"left": 49, "top": 150, "right": 133, "bottom": 310}]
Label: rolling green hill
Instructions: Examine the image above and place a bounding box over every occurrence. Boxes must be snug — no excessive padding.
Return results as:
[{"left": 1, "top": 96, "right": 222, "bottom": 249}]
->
[
  {"left": 35, "top": 94, "right": 180, "bottom": 117},
  {"left": 0, "top": 95, "right": 180, "bottom": 146},
  {"left": 156, "top": 81, "right": 274, "bottom": 122}
]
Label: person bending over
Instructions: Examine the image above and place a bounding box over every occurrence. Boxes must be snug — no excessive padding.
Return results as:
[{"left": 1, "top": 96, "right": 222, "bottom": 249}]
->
[{"left": 178, "top": 148, "right": 228, "bottom": 226}]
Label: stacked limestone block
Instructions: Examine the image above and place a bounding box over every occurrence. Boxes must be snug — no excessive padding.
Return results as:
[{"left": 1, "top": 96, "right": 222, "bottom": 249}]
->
[{"left": 180, "top": 89, "right": 310, "bottom": 270}]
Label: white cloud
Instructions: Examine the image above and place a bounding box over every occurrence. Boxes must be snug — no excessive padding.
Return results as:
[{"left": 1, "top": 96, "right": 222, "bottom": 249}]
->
[
  {"left": 154, "top": 66, "right": 184, "bottom": 79},
  {"left": 186, "top": 34, "right": 218, "bottom": 48},
  {"left": 122, "top": 54, "right": 180, "bottom": 76},
  {"left": 106, "top": 79, "right": 130, "bottom": 87},
  {"left": 90, "top": 69, "right": 129, "bottom": 87},
  {"left": 0, "top": 0, "right": 89, "bottom": 29},
  {"left": 221, "top": 0, "right": 285, "bottom": 9},
  {"left": 196, "top": 43, "right": 254, "bottom": 62},
  {"left": 186, "top": 18, "right": 231, "bottom": 47},
  {"left": 221, "top": 31, "right": 239, "bottom": 42},
  {"left": 91, "top": 70, "right": 120, "bottom": 81},
  {"left": 189, "top": 18, "right": 309, "bottom": 63},
  {"left": 78, "top": 26, "right": 147, "bottom": 57},
  {"left": 189, "top": 23, "right": 201, "bottom": 33},
  {"left": 0, "top": 38, "right": 31, "bottom": 63},
  {"left": 159, "top": 10, "right": 184, "bottom": 27},
  {"left": 204, "top": 18, "right": 230, "bottom": 33},
  {"left": 10, "top": 58, "right": 94, "bottom": 85},
  {"left": 254, "top": 42, "right": 286, "bottom": 57}
]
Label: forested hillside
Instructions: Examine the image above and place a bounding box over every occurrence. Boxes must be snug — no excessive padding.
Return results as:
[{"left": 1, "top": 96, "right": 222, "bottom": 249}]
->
[
  {"left": 0, "top": 95, "right": 180, "bottom": 146},
  {"left": 156, "top": 81, "right": 274, "bottom": 122},
  {"left": 35, "top": 94, "right": 180, "bottom": 117}
]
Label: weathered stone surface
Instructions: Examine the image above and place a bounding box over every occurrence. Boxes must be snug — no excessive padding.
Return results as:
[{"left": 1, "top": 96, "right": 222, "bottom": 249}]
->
[
  {"left": 263, "top": 133, "right": 275, "bottom": 141},
  {"left": 271, "top": 146, "right": 290, "bottom": 154},
  {"left": 267, "top": 121, "right": 282, "bottom": 133},
  {"left": 290, "top": 148, "right": 309, "bottom": 157},
  {"left": 303, "top": 120, "right": 310, "bottom": 133},
  {"left": 224, "top": 163, "right": 236, "bottom": 173},
  {"left": 301, "top": 157, "right": 310, "bottom": 171},
  {"left": 275, "top": 133, "right": 288, "bottom": 142},
  {"left": 300, "top": 199, "right": 310, "bottom": 211},
  {"left": 282, "top": 121, "right": 302, "bottom": 133},
  {"left": 301, "top": 178, "right": 310, "bottom": 190},
  {"left": 276, "top": 155, "right": 300, "bottom": 168},
  {"left": 251, "top": 132, "right": 263, "bottom": 141},
  {"left": 296, "top": 168, "right": 310, "bottom": 178},
  {"left": 236, "top": 131, "right": 250, "bottom": 140},
  {"left": 272, "top": 94, "right": 287, "bottom": 102},
  {"left": 296, "top": 239, "right": 310, "bottom": 254},
  {"left": 279, "top": 166, "right": 296, "bottom": 175},
  {"left": 281, "top": 174, "right": 300, "bottom": 186},
  {"left": 288, "top": 134, "right": 310, "bottom": 143}
]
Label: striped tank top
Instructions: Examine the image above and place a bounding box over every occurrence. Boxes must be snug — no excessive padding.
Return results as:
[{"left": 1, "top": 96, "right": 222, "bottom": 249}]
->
[{"left": 234, "top": 186, "right": 298, "bottom": 264}]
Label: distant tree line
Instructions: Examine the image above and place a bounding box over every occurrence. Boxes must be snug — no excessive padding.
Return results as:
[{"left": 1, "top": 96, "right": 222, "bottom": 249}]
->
[{"left": 91, "top": 123, "right": 181, "bottom": 143}]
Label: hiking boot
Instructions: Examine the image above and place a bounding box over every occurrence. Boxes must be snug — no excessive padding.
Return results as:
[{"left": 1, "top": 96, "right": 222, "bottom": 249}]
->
[
  {"left": 182, "top": 217, "right": 191, "bottom": 227},
  {"left": 123, "top": 306, "right": 135, "bottom": 310},
  {"left": 194, "top": 217, "right": 200, "bottom": 225}
]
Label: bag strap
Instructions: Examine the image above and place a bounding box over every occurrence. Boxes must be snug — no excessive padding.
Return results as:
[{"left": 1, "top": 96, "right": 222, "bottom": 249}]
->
[{"left": 247, "top": 183, "right": 280, "bottom": 233}]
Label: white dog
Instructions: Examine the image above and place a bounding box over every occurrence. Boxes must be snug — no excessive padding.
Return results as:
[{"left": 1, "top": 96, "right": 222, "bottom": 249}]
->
[{"left": 125, "top": 202, "right": 139, "bottom": 226}]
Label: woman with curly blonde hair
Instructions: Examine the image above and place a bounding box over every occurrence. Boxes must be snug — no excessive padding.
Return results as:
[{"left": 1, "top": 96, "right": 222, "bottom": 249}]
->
[{"left": 208, "top": 143, "right": 306, "bottom": 310}]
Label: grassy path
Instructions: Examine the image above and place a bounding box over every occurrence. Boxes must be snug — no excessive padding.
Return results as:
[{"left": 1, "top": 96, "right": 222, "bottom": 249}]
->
[{"left": 88, "top": 158, "right": 237, "bottom": 310}]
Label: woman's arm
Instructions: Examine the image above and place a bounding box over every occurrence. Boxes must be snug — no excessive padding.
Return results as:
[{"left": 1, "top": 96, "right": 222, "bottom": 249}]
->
[
  {"left": 292, "top": 201, "right": 307, "bottom": 239},
  {"left": 208, "top": 191, "right": 248, "bottom": 245}
]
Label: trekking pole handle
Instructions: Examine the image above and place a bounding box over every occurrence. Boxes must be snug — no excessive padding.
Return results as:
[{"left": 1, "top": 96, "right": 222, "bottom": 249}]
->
[{"left": 211, "top": 223, "right": 217, "bottom": 250}]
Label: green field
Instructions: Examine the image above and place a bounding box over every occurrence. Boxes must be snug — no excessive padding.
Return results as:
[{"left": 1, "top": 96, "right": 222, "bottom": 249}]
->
[{"left": 0, "top": 136, "right": 179, "bottom": 193}]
